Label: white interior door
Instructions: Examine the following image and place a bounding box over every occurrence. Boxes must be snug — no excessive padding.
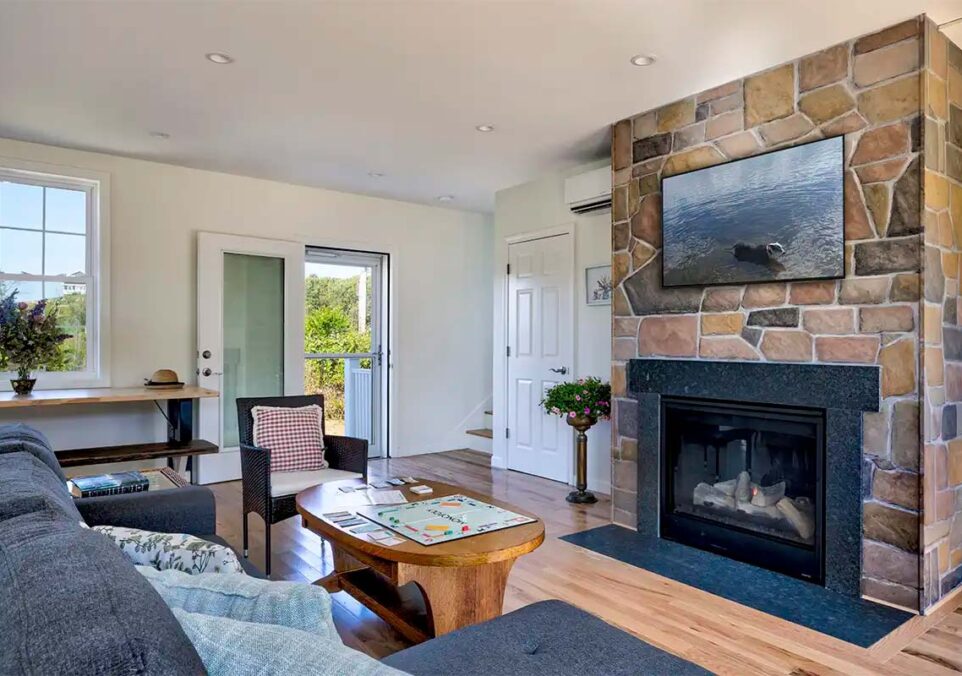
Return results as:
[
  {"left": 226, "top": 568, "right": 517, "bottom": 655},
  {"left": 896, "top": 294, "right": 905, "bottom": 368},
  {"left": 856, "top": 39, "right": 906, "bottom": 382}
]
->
[
  {"left": 195, "top": 233, "right": 305, "bottom": 484},
  {"left": 506, "top": 234, "right": 573, "bottom": 483}
]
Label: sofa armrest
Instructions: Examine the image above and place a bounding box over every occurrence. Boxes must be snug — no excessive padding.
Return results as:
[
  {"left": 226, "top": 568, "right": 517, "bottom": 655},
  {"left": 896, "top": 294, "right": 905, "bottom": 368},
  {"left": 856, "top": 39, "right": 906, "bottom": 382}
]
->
[
  {"left": 325, "top": 435, "right": 368, "bottom": 481},
  {"left": 76, "top": 485, "right": 216, "bottom": 536}
]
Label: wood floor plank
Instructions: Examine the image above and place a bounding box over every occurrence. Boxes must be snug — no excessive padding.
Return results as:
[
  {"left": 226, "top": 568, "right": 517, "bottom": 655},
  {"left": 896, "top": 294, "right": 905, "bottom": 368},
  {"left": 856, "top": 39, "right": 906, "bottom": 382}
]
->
[{"left": 209, "top": 449, "right": 962, "bottom": 675}]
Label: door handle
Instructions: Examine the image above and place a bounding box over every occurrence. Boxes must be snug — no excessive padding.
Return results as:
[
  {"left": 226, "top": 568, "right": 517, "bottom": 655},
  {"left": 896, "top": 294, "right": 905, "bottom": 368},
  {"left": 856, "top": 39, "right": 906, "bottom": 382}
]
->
[
  {"left": 549, "top": 367, "right": 568, "bottom": 375},
  {"left": 200, "top": 368, "right": 223, "bottom": 377}
]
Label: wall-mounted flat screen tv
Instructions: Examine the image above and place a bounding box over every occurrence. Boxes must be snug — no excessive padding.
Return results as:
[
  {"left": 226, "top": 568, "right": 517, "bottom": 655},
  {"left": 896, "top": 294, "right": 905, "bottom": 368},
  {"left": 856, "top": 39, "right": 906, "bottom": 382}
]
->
[{"left": 661, "top": 136, "right": 845, "bottom": 288}]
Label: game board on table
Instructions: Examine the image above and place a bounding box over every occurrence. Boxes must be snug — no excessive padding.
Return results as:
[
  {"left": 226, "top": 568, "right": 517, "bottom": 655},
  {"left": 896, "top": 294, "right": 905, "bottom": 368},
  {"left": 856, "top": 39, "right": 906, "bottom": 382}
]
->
[{"left": 359, "top": 494, "right": 536, "bottom": 546}]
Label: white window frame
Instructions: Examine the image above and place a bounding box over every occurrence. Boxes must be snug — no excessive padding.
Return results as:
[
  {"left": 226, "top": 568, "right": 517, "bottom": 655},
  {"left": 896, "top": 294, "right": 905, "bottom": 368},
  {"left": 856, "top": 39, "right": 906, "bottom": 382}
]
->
[{"left": 0, "top": 157, "right": 110, "bottom": 390}]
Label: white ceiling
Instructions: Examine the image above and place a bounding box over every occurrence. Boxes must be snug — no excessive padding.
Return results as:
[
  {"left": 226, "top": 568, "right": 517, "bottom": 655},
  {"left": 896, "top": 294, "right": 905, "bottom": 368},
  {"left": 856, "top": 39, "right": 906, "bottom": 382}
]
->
[{"left": 1, "top": 1, "right": 961, "bottom": 213}]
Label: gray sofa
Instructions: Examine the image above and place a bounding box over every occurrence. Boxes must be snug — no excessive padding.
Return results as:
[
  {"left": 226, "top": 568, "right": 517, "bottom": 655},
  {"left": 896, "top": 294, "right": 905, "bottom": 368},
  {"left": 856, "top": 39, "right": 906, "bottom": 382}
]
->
[
  {"left": 0, "top": 427, "right": 207, "bottom": 674},
  {"left": 0, "top": 423, "right": 703, "bottom": 676}
]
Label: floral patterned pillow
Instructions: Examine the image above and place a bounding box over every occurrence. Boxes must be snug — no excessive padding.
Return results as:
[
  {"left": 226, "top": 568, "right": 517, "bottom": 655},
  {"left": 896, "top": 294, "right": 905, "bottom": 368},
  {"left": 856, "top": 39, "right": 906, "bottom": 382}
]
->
[{"left": 93, "top": 525, "right": 245, "bottom": 575}]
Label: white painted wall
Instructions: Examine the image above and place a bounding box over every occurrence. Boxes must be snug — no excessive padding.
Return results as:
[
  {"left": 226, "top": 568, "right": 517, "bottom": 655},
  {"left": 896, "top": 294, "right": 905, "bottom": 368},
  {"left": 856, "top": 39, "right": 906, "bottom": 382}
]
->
[
  {"left": 0, "top": 137, "right": 493, "bottom": 460},
  {"left": 493, "top": 159, "right": 612, "bottom": 494}
]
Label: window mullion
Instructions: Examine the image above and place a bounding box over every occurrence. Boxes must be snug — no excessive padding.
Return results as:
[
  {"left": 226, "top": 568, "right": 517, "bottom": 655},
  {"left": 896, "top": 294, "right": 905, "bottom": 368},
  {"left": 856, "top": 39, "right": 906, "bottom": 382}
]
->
[
  {"left": 0, "top": 274, "right": 91, "bottom": 283},
  {"left": 40, "top": 185, "right": 46, "bottom": 298}
]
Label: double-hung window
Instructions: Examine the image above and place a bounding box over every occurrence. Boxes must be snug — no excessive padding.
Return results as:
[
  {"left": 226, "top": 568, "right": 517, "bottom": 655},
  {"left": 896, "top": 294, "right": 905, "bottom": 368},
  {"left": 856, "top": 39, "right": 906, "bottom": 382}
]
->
[{"left": 0, "top": 163, "right": 109, "bottom": 388}]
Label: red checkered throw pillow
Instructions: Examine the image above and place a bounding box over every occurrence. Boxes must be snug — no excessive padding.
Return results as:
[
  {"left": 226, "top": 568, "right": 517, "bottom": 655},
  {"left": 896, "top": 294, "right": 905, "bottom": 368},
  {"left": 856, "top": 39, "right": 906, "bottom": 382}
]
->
[{"left": 251, "top": 405, "right": 328, "bottom": 473}]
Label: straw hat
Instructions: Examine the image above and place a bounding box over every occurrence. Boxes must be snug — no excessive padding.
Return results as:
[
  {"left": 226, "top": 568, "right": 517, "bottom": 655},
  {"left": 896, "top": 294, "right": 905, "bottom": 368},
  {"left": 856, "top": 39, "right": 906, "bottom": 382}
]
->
[{"left": 145, "top": 369, "right": 184, "bottom": 389}]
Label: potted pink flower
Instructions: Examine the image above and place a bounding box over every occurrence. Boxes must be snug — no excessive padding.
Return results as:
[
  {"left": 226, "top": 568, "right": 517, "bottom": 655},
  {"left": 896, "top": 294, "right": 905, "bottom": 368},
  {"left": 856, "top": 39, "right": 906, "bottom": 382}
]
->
[{"left": 541, "top": 377, "right": 611, "bottom": 503}]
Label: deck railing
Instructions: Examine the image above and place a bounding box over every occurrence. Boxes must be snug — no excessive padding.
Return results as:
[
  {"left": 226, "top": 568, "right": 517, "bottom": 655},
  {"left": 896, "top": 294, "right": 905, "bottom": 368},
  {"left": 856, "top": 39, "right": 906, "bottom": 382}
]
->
[{"left": 343, "top": 357, "right": 373, "bottom": 443}]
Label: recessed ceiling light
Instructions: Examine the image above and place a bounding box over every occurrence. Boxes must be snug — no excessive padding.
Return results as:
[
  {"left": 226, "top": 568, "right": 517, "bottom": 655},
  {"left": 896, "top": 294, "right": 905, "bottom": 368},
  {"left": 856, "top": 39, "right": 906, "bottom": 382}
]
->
[
  {"left": 206, "top": 52, "right": 234, "bottom": 64},
  {"left": 368, "top": 171, "right": 384, "bottom": 178},
  {"left": 437, "top": 195, "right": 454, "bottom": 202},
  {"left": 149, "top": 131, "right": 170, "bottom": 139},
  {"left": 630, "top": 54, "right": 656, "bottom": 67},
  {"left": 475, "top": 124, "right": 495, "bottom": 133}
]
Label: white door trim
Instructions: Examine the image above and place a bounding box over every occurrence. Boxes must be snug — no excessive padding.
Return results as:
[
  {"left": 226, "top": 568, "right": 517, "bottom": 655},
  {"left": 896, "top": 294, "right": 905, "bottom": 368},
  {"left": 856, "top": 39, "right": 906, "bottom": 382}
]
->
[
  {"left": 502, "top": 224, "right": 575, "bottom": 484},
  {"left": 195, "top": 232, "right": 305, "bottom": 484}
]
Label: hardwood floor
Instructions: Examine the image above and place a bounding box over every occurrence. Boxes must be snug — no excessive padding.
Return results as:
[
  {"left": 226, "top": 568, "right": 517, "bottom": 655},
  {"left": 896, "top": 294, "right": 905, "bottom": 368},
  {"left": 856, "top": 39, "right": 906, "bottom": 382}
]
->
[{"left": 209, "top": 450, "right": 962, "bottom": 675}]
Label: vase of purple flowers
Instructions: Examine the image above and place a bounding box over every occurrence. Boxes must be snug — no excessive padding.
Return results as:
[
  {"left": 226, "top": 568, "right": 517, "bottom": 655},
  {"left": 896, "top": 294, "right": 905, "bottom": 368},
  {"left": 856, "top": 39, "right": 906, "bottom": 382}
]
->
[{"left": 0, "top": 291, "right": 71, "bottom": 395}]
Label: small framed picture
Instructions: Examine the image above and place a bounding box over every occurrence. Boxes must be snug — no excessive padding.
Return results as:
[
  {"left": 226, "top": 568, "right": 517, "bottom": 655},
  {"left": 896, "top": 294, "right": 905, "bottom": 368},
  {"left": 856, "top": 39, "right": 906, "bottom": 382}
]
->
[{"left": 585, "top": 265, "right": 612, "bottom": 306}]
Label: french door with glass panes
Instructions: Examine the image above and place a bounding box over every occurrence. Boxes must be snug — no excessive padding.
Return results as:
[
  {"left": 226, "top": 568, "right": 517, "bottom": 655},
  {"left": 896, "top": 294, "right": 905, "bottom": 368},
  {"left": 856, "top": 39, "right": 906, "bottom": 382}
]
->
[
  {"left": 304, "top": 247, "right": 387, "bottom": 458},
  {"left": 196, "top": 233, "right": 305, "bottom": 484}
]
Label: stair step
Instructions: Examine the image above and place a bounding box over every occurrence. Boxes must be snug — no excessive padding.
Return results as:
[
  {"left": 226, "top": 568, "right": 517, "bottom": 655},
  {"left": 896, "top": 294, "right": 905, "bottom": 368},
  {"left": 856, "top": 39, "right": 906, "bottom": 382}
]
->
[{"left": 466, "top": 428, "right": 493, "bottom": 439}]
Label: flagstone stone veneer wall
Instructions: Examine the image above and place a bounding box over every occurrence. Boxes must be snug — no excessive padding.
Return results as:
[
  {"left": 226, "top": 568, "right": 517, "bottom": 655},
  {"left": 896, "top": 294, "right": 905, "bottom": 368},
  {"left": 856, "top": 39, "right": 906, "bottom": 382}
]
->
[
  {"left": 920, "top": 18, "right": 962, "bottom": 611},
  {"left": 610, "top": 17, "right": 930, "bottom": 610}
]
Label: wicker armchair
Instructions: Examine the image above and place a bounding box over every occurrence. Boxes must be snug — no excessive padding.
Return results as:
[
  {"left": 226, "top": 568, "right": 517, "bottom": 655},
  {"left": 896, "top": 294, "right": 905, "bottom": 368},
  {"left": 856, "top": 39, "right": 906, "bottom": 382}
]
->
[{"left": 236, "top": 395, "right": 368, "bottom": 576}]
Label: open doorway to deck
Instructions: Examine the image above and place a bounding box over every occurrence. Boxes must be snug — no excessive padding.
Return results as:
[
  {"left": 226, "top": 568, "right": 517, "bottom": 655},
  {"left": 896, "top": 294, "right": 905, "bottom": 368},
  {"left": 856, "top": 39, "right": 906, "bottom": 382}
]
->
[{"left": 304, "top": 247, "right": 389, "bottom": 458}]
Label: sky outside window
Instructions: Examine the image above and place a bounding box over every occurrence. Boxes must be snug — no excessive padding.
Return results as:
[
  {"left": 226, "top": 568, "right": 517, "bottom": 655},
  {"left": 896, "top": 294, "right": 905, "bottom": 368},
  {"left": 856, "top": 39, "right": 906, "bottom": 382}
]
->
[{"left": 0, "top": 181, "right": 87, "bottom": 277}]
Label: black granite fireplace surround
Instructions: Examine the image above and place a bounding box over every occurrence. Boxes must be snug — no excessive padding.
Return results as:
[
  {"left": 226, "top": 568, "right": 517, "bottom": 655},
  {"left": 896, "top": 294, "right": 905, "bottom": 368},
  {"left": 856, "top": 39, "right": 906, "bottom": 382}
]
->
[{"left": 628, "top": 359, "right": 880, "bottom": 597}]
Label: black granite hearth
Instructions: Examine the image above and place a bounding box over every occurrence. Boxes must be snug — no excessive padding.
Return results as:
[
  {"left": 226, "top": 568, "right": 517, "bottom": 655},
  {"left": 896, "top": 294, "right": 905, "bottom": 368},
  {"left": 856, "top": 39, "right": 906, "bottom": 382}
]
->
[
  {"left": 561, "top": 525, "right": 911, "bottom": 647},
  {"left": 627, "top": 359, "right": 880, "bottom": 597}
]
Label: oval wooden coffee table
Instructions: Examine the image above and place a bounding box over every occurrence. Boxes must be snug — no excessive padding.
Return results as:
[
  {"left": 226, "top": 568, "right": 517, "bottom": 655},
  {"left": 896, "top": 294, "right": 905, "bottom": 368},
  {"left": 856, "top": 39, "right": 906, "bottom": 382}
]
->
[{"left": 296, "top": 477, "right": 544, "bottom": 643}]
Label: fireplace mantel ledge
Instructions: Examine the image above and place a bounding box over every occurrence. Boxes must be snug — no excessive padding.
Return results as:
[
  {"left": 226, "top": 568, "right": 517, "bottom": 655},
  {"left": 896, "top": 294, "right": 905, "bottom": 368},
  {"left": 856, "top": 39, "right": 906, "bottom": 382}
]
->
[{"left": 626, "top": 358, "right": 880, "bottom": 413}]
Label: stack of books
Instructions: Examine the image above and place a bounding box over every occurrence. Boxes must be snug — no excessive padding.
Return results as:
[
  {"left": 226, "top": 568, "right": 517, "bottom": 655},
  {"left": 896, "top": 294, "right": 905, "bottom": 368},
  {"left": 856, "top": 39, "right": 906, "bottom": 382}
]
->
[{"left": 67, "top": 471, "right": 150, "bottom": 498}]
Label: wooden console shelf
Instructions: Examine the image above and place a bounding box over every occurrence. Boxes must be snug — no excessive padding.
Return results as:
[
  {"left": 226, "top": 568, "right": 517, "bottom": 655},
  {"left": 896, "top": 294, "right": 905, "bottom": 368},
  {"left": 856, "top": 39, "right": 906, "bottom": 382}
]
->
[
  {"left": 56, "top": 439, "right": 218, "bottom": 468},
  {"left": 2, "top": 386, "right": 220, "bottom": 481}
]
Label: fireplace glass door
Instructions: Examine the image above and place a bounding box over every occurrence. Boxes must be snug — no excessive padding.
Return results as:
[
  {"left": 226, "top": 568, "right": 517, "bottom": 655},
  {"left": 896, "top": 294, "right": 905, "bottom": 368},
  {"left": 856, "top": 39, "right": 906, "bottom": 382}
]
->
[{"left": 660, "top": 398, "right": 824, "bottom": 583}]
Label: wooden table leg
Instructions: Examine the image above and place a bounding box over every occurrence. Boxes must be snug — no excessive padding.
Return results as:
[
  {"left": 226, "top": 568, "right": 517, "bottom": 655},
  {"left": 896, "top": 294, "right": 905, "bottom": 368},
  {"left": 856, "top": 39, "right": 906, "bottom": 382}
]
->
[
  {"left": 315, "top": 543, "right": 368, "bottom": 593},
  {"left": 401, "top": 558, "right": 517, "bottom": 636}
]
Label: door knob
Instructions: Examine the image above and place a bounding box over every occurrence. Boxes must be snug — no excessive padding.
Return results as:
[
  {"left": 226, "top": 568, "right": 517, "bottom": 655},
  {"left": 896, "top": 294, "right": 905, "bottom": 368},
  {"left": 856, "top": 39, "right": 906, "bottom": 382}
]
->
[
  {"left": 550, "top": 367, "right": 568, "bottom": 375},
  {"left": 201, "top": 368, "right": 223, "bottom": 377}
]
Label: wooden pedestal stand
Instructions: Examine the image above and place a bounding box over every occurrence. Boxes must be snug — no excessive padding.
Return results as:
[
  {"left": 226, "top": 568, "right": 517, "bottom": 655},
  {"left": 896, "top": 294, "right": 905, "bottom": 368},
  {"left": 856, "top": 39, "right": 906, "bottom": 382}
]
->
[{"left": 566, "top": 414, "right": 598, "bottom": 504}]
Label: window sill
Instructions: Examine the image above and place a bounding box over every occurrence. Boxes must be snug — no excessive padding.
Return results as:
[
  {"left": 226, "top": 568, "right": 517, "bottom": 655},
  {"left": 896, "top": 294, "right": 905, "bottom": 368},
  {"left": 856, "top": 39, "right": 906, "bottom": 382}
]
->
[{"left": 0, "top": 372, "right": 111, "bottom": 391}]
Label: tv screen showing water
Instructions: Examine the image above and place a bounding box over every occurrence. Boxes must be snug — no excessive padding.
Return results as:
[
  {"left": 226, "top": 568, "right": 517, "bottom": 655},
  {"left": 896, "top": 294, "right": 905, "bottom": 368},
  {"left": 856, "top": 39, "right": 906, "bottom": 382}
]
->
[{"left": 661, "top": 136, "right": 844, "bottom": 287}]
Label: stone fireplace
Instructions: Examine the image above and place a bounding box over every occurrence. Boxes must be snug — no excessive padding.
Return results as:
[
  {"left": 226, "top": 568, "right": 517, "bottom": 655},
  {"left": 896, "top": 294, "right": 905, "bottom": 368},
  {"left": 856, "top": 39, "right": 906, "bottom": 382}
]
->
[
  {"left": 629, "top": 359, "right": 878, "bottom": 595},
  {"left": 607, "top": 16, "right": 962, "bottom": 612}
]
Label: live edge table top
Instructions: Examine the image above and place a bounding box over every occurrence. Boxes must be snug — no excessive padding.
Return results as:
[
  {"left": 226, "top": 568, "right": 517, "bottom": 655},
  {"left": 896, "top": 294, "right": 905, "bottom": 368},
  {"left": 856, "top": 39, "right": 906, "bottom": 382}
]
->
[
  {"left": 0, "top": 386, "right": 218, "bottom": 408},
  {"left": 296, "top": 478, "right": 545, "bottom": 567}
]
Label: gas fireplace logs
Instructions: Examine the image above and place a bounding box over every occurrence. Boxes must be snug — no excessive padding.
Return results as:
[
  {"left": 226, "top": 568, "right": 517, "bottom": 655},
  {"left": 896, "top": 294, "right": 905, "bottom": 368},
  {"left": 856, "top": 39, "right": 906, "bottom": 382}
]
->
[
  {"left": 692, "top": 482, "right": 735, "bottom": 510},
  {"left": 776, "top": 497, "right": 815, "bottom": 540},
  {"left": 692, "top": 470, "right": 814, "bottom": 542}
]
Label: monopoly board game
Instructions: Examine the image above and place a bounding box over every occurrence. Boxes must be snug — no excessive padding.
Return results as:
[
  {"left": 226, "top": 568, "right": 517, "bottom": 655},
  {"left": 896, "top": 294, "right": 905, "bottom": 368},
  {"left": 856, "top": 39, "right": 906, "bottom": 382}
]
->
[{"left": 359, "top": 494, "right": 536, "bottom": 546}]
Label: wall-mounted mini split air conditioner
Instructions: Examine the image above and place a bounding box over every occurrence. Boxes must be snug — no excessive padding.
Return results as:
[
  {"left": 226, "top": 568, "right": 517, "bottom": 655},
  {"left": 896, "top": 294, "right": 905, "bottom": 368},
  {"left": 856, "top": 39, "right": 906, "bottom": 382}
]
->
[{"left": 564, "top": 166, "right": 612, "bottom": 214}]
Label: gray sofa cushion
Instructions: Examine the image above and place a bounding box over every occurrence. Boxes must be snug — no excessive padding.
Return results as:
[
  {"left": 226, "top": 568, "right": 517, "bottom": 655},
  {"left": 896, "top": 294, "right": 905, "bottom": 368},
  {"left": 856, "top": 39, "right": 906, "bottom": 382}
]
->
[
  {"left": 0, "top": 508, "right": 205, "bottom": 675},
  {"left": 0, "top": 423, "right": 66, "bottom": 482},
  {"left": 382, "top": 600, "right": 712, "bottom": 676},
  {"left": 0, "top": 451, "right": 82, "bottom": 523}
]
